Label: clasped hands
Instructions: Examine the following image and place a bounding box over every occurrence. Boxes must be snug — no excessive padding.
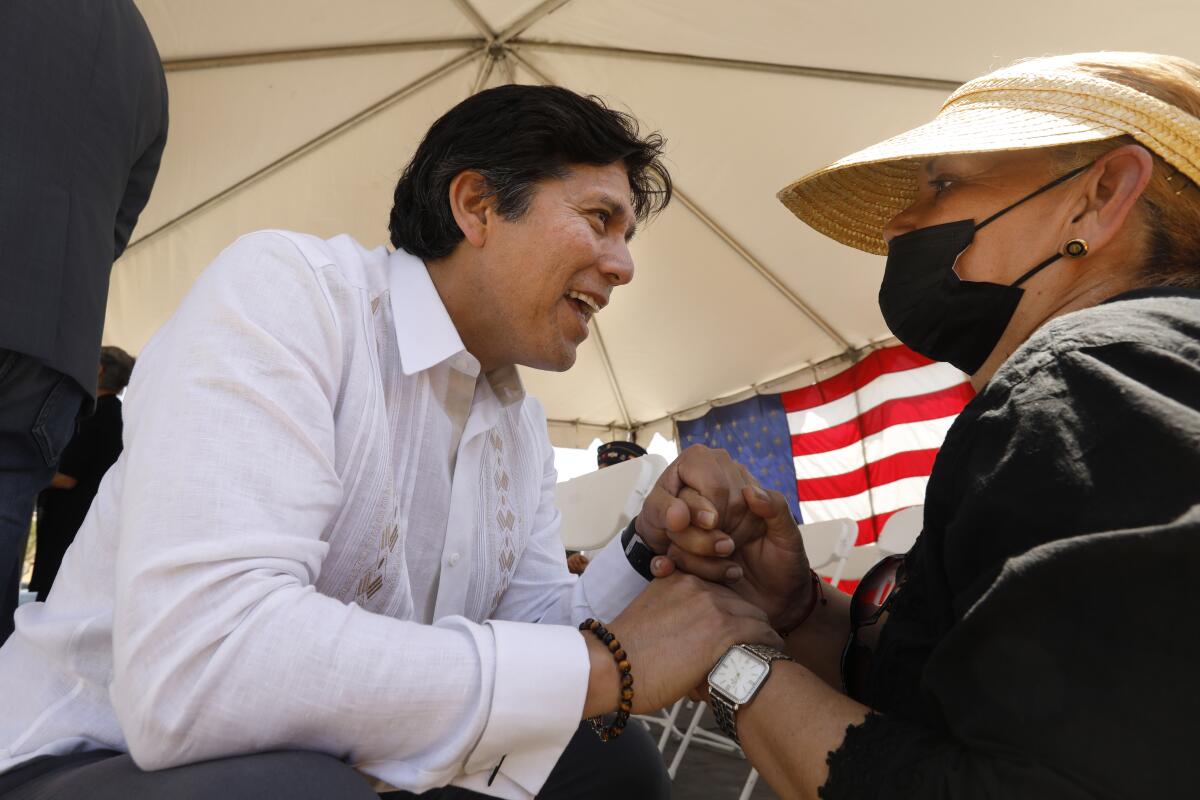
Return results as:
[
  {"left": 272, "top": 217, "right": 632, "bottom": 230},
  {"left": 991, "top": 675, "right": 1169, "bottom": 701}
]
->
[{"left": 602, "top": 445, "right": 817, "bottom": 714}]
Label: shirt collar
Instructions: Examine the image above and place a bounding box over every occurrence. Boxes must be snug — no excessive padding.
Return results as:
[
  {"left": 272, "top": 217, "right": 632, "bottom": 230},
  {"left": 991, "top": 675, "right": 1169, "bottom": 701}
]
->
[
  {"left": 386, "top": 248, "right": 526, "bottom": 407},
  {"left": 388, "top": 248, "right": 471, "bottom": 376}
]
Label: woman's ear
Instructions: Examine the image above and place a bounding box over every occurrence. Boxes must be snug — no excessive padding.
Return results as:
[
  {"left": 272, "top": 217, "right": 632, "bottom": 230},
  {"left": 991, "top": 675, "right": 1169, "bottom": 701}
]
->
[
  {"left": 1070, "top": 144, "right": 1154, "bottom": 254},
  {"left": 447, "top": 170, "right": 493, "bottom": 248}
]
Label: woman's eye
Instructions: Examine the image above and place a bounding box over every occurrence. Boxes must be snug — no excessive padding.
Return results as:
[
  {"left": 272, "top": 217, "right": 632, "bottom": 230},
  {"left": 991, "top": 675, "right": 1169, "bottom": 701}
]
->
[{"left": 928, "top": 178, "right": 956, "bottom": 196}]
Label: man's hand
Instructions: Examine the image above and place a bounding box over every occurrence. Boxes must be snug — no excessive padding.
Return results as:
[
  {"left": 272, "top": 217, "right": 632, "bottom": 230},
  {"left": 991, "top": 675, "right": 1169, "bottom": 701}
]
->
[
  {"left": 582, "top": 573, "right": 784, "bottom": 717},
  {"left": 636, "top": 445, "right": 756, "bottom": 558}
]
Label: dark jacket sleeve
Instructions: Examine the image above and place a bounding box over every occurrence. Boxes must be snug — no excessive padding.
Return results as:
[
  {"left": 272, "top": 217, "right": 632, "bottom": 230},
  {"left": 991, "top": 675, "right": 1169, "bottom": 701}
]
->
[
  {"left": 821, "top": 333, "right": 1200, "bottom": 799},
  {"left": 113, "top": 20, "right": 168, "bottom": 260},
  {"left": 113, "top": 95, "right": 167, "bottom": 260}
]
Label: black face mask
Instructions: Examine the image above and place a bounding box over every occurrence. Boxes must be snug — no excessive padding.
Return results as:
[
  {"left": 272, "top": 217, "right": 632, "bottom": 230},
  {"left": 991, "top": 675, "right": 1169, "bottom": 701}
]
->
[{"left": 878, "top": 163, "right": 1091, "bottom": 374}]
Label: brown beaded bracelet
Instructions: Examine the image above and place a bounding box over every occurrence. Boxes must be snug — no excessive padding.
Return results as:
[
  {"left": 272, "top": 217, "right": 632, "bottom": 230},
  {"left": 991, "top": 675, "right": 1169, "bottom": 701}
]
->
[{"left": 578, "top": 618, "right": 633, "bottom": 741}]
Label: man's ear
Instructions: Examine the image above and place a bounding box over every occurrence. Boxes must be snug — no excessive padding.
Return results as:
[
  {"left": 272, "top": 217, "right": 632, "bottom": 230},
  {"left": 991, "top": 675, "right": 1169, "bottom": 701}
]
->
[
  {"left": 1070, "top": 144, "right": 1154, "bottom": 254},
  {"left": 447, "top": 170, "right": 494, "bottom": 248}
]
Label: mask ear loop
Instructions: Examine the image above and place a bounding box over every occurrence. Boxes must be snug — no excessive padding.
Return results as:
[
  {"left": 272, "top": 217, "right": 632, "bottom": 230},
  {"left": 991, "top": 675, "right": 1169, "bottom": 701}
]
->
[
  {"left": 967, "top": 161, "right": 1093, "bottom": 288},
  {"left": 1009, "top": 252, "right": 1064, "bottom": 288},
  {"left": 974, "top": 162, "right": 1093, "bottom": 232}
]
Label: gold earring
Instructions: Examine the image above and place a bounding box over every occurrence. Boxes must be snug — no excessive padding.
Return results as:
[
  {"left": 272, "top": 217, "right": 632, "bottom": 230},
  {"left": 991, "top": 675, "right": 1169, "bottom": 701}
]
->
[
  {"left": 1165, "top": 169, "right": 1193, "bottom": 196},
  {"left": 1062, "top": 238, "right": 1089, "bottom": 258}
]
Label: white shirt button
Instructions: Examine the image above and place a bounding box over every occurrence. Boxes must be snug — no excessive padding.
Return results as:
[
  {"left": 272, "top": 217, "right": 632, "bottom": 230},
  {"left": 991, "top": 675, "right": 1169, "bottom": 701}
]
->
[{"left": 448, "top": 552, "right": 461, "bottom": 567}]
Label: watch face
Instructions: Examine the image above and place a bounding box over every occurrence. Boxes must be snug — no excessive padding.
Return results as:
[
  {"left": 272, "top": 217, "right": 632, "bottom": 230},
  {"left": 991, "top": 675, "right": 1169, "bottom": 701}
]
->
[{"left": 709, "top": 647, "right": 769, "bottom": 704}]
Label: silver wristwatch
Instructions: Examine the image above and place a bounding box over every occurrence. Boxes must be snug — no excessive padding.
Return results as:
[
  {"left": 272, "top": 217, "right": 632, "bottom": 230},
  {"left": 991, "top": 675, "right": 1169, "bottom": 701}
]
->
[{"left": 707, "top": 643, "right": 793, "bottom": 745}]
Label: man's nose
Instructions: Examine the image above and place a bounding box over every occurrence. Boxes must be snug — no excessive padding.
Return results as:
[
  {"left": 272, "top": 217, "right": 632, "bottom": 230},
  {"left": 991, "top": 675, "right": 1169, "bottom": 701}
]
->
[{"left": 602, "top": 242, "right": 635, "bottom": 286}]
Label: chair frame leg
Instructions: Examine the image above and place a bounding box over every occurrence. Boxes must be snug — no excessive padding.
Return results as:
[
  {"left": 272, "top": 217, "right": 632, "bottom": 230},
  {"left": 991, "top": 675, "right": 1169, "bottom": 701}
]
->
[{"left": 667, "top": 700, "right": 708, "bottom": 779}]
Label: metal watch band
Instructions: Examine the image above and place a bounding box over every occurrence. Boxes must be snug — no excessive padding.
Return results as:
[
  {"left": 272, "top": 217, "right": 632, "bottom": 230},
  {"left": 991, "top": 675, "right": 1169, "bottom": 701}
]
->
[
  {"left": 620, "top": 517, "right": 656, "bottom": 581},
  {"left": 709, "top": 689, "right": 741, "bottom": 745},
  {"left": 742, "top": 643, "right": 793, "bottom": 665},
  {"left": 710, "top": 645, "right": 794, "bottom": 745}
]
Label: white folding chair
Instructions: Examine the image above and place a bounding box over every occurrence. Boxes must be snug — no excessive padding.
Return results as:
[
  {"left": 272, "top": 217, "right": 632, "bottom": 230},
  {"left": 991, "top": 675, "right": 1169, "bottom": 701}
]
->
[
  {"left": 555, "top": 454, "right": 667, "bottom": 552},
  {"left": 877, "top": 505, "right": 923, "bottom": 555},
  {"left": 665, "top": 700, "right": 765, "bottom": 798},
  {"left": 822, "top": 542, "right": 885, "bottom": 586},
  {"left": 631, "top": 697, "right": 687, "bottom": 752},
  {"left": 740, "top": 768, "right": 761, "bottom": 800},
  {"left": 664, "top": 700, "right": 741, "bottom": 780},
  {"left": 798, "top": 518, "right": 857, "bottom": 571}
]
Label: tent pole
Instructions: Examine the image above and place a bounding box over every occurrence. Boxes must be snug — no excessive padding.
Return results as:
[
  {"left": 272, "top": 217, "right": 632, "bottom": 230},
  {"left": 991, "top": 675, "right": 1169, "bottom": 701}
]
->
[
  {"left": 163, "top": 38, "right": 481, "bottom": 73},
  {"left": 470, "top": 51, "right": 497, "bottom": 94},
  {"left": 495, "top": 0, "right": 576, "bottom": 44},
  {"left": 124, "top": 47, "right": 483, "bottom": 255},
  {"left": 638, "top": 338, "right": 897, "bottom": 430},
  {"left": 500, "top": 50, "right": 518, "bottom": 84},
  {"left": 589, "top": 319, "right": 634, "bottom": 431},
  {"left": 506, "top": 46, "right": 553, "bottom": 84},
  {"left": 450, "top": 0, "right": 496, "bottom": 42},
  {"left": 672, "top": 189, "right": 853, "bottom": 351},
  {"left": 515, "top": 42, "right": 961, "bottom": 92}
]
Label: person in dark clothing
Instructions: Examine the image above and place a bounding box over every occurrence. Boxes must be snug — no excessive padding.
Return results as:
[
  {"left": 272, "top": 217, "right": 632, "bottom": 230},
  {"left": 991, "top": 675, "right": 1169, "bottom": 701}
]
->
[
  {"left": 625, "top": 51, "right": 1200, "bottom": 798},
  {"left": 597, "top": 440, "right": 648, "bottom": 470},
  {"left": 0, "top": 0, "right": 168, "bottom": 642},
  {"left": 31, "top": 348, "right": 135, "bottom": 602}
]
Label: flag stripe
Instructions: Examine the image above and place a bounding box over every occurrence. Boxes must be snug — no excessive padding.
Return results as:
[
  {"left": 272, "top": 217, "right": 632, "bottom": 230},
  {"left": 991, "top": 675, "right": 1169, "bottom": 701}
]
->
[
  {"left": 786, "top": 344, "right": 972, "bottom": 560},
  {"left": 786, "top": 362, "right": 966, "bottom": 434},
  {"left": 783, "top": 347, "right": 936, "bottom": 412},
  {"left": 795, "top": 449, "right": 940, "bottom": 501},
  {"left": 797, "top": 475, "right": 932, "bottom": 525},
  {"left": 791, "top": 383, "right": 973, "bottom": 456},
  {"left": 793, "top": 415, "right": 956, "bottom": 477}
]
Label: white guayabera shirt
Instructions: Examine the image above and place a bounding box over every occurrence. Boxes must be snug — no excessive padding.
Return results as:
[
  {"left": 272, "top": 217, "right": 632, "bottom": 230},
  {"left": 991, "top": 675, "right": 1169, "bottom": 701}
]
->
[{"left": 0, "top": 231, "right": 647, "bottom": 799}]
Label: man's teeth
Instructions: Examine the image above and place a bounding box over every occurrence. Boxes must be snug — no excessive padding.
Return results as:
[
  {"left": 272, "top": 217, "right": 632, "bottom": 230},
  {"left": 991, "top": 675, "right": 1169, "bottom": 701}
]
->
[{"left": 566, "top": 291, "right": 600, "bottom": 314}]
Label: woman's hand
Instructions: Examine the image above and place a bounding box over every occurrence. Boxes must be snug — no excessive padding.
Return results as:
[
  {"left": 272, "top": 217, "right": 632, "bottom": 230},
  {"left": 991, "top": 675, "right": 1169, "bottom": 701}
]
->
[
  {"left": 691, "top": 485, "right": 814, "bottom": 634},
  {"left": 583, "top": 573, "right": 784, "bottom": 716},
  {"left": 639, "top": 445, "right": 814, "bottom": 632}
]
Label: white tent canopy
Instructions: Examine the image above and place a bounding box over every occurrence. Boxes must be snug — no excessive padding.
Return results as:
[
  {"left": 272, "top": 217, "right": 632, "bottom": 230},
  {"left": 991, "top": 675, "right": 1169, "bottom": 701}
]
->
[{"left": 109, "top": 0, "right": 1200, "bottom": 446}]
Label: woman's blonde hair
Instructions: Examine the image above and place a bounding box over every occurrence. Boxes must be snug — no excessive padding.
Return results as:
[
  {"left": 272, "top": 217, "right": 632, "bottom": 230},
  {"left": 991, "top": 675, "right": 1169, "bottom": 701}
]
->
[{"left": 1048, "top": 53, "right": 1200, "bottom": 288}]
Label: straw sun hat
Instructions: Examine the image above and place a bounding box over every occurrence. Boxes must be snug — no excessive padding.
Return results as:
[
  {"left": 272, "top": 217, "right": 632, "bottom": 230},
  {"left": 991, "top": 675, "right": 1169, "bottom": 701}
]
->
[{"left": 778, "top": 52, "right": 1200, "bottom": 255}]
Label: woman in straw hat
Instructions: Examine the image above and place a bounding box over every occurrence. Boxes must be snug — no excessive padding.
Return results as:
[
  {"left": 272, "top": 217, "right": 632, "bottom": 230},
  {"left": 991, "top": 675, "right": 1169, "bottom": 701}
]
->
[{"left": 637, "top": 51, "right": 1199, "bottom": 799}]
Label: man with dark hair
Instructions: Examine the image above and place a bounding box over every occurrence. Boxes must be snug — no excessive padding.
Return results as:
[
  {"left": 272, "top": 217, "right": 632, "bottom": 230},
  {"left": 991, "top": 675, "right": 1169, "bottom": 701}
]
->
[
  {"left": 31, "top": 347, "right": 135, "bottom": 602},
  {"left": 597, "top": 440, "right": 649, "bottom": 470},
  {"left": 0, "top": 85, "right": 775, "bottom": 800},
  {"left": 0, "top": 0, "right": 167, "bottom": 644}
]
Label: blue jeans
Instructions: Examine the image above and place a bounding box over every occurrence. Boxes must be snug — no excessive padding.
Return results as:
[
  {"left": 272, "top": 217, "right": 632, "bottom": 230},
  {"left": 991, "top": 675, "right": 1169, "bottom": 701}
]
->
[{"left": 0, "top": 349, "right": 85, "bottom": 644}]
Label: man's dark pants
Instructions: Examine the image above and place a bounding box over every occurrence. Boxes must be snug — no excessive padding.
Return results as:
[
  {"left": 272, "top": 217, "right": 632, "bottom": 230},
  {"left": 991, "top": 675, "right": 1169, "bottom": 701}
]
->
[
  {"left": 0, "top": 720, "right": 671, "bottom": 799},
  {"left": 0, "top": 350, "right": 86, "bottom": 644}
]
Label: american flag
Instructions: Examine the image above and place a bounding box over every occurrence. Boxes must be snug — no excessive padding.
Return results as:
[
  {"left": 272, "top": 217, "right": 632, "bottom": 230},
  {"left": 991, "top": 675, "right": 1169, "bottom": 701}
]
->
[{"left": 781, "top": 344, "right": 974, "bottom": 548}]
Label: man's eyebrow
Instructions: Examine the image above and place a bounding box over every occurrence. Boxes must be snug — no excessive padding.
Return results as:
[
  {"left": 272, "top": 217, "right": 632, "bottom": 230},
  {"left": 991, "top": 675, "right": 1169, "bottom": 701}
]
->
[{"left": 592, "top": 192, "right": 638, "bottom": 241}]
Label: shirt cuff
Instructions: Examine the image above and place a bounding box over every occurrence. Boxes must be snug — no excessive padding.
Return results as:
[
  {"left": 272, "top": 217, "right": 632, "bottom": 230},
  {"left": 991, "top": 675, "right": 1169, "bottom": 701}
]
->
[
  {"left": 461, "top": 619, "right": 588, "bottom": 796},
  {"left": 578, "top": 531, "right": 651, "bottom": 622}
]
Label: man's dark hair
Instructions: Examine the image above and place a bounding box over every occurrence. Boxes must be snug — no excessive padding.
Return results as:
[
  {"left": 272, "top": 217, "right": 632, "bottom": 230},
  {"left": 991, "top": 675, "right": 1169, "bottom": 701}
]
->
[
  {"left": 99, "top": 346, "right": 135, "bottom": 393},
  {"left": 389, "top": 84, "right": 672, "bottom": 260}
]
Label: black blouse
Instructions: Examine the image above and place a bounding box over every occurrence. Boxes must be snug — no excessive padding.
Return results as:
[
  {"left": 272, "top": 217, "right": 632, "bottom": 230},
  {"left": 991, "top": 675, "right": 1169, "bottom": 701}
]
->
[{"left": 821, "top": 288, "right": 1200, "bottom": 799}]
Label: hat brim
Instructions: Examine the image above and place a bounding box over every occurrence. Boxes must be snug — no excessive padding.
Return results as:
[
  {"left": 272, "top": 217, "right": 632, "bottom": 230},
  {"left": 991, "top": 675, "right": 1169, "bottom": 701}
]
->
[{"left": 777, "top": 103, "right": 1124, "bottom": 255}]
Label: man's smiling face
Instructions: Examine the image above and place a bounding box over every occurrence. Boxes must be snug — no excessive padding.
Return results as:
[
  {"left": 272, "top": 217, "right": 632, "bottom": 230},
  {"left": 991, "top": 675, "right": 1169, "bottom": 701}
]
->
[{"left": 466, "top": 162, "right": 638, "bottom": 372}]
